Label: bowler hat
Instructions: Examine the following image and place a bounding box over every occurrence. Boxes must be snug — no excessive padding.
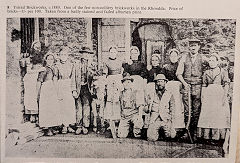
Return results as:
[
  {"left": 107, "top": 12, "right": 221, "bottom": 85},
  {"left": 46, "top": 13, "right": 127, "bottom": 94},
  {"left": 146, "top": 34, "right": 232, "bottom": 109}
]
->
[{"left": 154, "top": 74, "right": 168, "bottom": 82}]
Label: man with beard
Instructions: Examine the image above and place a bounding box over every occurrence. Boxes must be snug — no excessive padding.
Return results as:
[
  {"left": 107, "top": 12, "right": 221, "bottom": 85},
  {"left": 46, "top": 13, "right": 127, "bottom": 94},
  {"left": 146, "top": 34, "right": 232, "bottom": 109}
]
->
[{"left": 146, "top": 74, "right": 184, "bottom": 141}]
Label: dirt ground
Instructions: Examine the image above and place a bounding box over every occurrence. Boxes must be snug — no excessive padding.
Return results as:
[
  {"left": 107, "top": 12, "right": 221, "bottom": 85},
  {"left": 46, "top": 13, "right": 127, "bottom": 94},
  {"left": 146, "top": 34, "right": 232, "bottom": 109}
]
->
[{"left": 5, "top": 132, "right": 223, "bottom": 158}]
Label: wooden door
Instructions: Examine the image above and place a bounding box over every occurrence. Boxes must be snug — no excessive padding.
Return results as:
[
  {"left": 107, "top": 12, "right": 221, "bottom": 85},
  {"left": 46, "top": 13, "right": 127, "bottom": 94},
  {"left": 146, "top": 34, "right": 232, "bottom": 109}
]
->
[{"left": 98, "top": 18, "right": 127, "bottom": 67}]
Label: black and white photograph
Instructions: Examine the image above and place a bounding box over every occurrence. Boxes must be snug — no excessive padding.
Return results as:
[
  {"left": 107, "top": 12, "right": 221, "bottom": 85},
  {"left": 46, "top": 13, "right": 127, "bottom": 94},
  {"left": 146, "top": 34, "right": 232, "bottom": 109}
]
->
[{"left": 5, "top": 17, "right": 237, "bottom": 159}]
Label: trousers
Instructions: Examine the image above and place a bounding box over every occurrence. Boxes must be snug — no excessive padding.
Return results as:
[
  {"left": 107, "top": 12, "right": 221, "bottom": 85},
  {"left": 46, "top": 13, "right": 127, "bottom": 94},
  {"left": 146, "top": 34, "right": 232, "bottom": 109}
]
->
[
  {"left": 147, "top": 117, "right": 176, "bottom": 141},
  {"left": 75, "top": 84, "right": 92, "bottom": 128},
  {"left": 182, "top": 84, "right": 201, "bottom": 138},
  {"left": 118, "top": 114, "right": 143, "bottom": 138}
]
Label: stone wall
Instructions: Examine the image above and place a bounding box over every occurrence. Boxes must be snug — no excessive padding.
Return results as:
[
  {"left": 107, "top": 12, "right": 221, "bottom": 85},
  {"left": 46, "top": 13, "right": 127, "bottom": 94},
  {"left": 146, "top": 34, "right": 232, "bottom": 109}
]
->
[
  {"left": 140, "top": 18, "right": 236, "bottom": 54},
  {"left": 46, "top": 18, "right": 88, "bottom": 58},
  {"left": 170, "top": 19, "right": 235, "bottom": 55}
]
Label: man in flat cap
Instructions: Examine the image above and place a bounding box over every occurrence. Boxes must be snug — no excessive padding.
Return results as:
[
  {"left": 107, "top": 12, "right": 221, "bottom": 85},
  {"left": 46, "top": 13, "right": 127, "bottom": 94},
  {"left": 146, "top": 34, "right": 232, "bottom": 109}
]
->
[
  {"left": 176, "top": 38, "right": 205, "bottom": 142},
  {"left": 71, "top": 46, "right": 94, "bottom": 135}
]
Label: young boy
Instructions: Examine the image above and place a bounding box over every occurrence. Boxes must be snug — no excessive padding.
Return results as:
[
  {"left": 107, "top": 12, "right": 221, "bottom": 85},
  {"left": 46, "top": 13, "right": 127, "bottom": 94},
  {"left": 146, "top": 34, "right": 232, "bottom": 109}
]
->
[{"left": 118, "top": 73, "right": 143, "bottom": 138}]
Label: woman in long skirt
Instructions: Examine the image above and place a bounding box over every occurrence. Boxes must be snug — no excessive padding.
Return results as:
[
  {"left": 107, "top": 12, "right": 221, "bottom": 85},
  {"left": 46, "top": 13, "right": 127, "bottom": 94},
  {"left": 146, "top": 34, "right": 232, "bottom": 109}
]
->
[
  {"left": 56, "top": 47, "right": 76, "bottom": 133},
  {"left": 23, "top": 41, "right": 45, "bottom": 123},
  {"left": 37, "top": 53, "right": 61, "bottom": 136},
  {"left": 197, "top": 53, "right": 231, "bottom": 146}
]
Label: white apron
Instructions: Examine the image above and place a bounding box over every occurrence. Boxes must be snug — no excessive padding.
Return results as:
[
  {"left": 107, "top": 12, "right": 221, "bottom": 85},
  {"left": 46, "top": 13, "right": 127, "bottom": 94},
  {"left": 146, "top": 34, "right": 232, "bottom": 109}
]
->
[
  {"left": 58, "top": 79, "right": 76, "bottom": 125},
  {"left": 104, "top": 74, "right": 123, "bottom": 120},
  {"left": 39, "top": 81, "right": 61, "bottom": 128},
  {"left": 198, "top": 84, "right": 230, "bottom": 129},
  {"left": 23, "top": 71, "right": 39, "bottom": 114}
]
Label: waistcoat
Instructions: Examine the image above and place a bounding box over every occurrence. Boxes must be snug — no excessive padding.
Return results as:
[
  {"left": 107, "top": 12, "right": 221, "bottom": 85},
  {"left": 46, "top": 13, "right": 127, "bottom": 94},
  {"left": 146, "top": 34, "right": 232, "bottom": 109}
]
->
[{"left": 183, "top": 53, "right": 203, "bottom": 84}]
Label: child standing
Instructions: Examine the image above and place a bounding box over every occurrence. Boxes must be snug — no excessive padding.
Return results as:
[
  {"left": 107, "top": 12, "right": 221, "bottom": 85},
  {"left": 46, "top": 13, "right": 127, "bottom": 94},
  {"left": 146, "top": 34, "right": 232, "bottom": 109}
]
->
[
  {"left": 104, "top": 46, "right": 124, "bottom": 138},
  {"left": 197, "top": 53, "right": 231, "bottom": 143}
]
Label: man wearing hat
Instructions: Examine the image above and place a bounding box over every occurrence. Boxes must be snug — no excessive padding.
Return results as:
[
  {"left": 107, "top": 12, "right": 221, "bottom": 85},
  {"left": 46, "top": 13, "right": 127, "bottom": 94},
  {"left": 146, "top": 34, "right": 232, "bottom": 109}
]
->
[
  {"left": 176, "top": 38, "right": 205, "bottom": 142},
  {"left": 118, "top": 73, "right": 144, "bottom": 138},
  {"left": 71, "top": 46, "right": 94, "bottom": 135},
  {"left": 146, "top": 74, "right": 177, "bottom": 141}
]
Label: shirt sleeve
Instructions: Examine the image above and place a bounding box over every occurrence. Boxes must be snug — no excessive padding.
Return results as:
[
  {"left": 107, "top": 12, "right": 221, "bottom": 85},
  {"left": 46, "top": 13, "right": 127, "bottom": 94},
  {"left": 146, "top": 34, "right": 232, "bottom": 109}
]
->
[
  {"left": 221, "top": 69, "right": 230, "bottom": 86},
  {"left": 202, "top": 55, "right": 209, "bottom": 72},
  {"left": 133, "top": 90, "right": 140, "bottom": 108},
  {"left": 176, "top": 55, "right": 186, "bottom": 76},
  {"left": 71, "top": 62, "right": 77, "bottom": 92}
]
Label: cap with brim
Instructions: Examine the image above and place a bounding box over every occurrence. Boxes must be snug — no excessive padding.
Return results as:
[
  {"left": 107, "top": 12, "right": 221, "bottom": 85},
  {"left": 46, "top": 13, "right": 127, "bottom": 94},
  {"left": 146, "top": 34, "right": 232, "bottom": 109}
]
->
[
  {"left": 154, "top": 74, "right": 168, "bottom": 81},
  {"left": 121, "top": 76, "right": 134, "bottom": 83}
]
